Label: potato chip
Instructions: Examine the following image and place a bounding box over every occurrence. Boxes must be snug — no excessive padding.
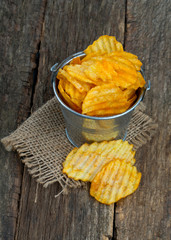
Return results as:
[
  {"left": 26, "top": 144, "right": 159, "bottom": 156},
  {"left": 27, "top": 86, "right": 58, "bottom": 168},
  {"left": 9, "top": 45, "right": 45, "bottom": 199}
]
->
[
  {"left": 137, "top": 71, "right": 146, "bottom": 88},
  {"left": 123, "top": 88, "right": 136, "bottom": 100},
  {"left": 82, "top": 84, "right": 136, "bottom": 116},
  {"left": 108, "top": 55, "right": 138, "bottom": 76},
  {"left": 84, "top": 35, "right": 123, "bottom": 55},
  {"left": 64, "top": 64, "right": 95, "bottom": 84},
  {"left": 110, "top": 51, "right": 142, "bottom": 71},
  {"left": 63, "top": 147, "right": 78, "bottom": 168},
  {"left": 81, "top": 52, "right": 105, "bottom": 62},
  {"left": 82, "top": 84, "right": 126, "bottom": 106},
  {"left": 70, "top": 56, "right": 82, "bottom": 65},
  {"left": 60, "top": 78, "right": 86, "bottom": 108},
  {"left": 57, "top": 68, "right": 94, "bottom": 93},
  {"left": 85, "top": 101, "right": 135, "bottom": 117},
  {"left": 63, "top": 140, "right": 136, "bottom": 182},
  {"left": 90, "top": 159, "right": 141, "bottom": 204},
  {"left": 58, "top": 80, "right": 82, "bottom": 112},
  {"left": 84, "top": 60, "right": 118, "bottom": 84}
]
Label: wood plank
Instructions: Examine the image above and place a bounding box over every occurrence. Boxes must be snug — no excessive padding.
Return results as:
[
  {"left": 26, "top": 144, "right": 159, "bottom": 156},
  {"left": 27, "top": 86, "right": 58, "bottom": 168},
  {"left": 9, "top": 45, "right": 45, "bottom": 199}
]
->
[
  {"left": 15, "top": 1, "right": 126, "bottom": 239},
  {"left": 115, "top": 1, "right": 171, "bottom": 239},
  {"left": 15, "top": 173, "right": 114, "bottom": 240},
  {"left": 0, "top": 0, "right": 48, "bottom": 239}
]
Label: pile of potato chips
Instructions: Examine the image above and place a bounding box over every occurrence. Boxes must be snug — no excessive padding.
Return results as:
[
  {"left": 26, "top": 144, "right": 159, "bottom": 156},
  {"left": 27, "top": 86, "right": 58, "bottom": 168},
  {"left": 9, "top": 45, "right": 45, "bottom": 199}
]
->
[
  {"left": 63, "top": 140, "right": 141, "bottom": 205},
  {"left": 57, "top": 35, "right": 145, "bottom": 116}
]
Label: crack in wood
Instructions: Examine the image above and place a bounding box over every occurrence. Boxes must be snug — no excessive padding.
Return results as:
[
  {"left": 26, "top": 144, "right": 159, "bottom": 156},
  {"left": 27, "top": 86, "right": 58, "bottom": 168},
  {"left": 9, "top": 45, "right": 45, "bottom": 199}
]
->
[
  {"left": 14, "top": 1, "right": 48, "bottom": 239},
  {"left": 112, "top": 203, "right": 117, "bottom": 240},
  {"left": 30, "top": 41, "right": 41, "bottom": 112},
  {"left": 30, "top": 0, "right": 48, "bottom": 113}
]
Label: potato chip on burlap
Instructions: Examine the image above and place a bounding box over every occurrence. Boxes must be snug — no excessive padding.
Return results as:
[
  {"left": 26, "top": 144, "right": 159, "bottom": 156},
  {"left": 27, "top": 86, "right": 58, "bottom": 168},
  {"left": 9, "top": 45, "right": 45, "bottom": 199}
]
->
[{"left": 63, "top": 140, "right": 135, "bottom": 182}]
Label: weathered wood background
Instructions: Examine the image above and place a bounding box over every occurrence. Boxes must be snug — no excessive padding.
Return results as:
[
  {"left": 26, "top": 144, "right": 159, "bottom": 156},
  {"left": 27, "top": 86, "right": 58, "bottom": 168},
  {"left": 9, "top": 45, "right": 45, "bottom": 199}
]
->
[{"left": 0, "top": 0, "right": 170, "bottom": 239}]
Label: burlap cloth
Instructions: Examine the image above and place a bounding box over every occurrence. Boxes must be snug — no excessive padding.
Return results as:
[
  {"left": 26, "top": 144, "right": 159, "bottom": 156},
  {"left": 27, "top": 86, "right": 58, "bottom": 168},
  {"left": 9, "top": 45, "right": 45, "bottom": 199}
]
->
[{"left": 1, "top": 97, "right": 158, "bottom": 191}]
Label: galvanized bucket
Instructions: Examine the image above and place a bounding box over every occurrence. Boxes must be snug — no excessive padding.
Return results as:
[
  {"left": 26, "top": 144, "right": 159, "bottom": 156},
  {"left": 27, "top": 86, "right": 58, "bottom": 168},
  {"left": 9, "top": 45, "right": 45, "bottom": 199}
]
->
[{"left": 51, "top": 51, "right": 150, "bottom": 147}]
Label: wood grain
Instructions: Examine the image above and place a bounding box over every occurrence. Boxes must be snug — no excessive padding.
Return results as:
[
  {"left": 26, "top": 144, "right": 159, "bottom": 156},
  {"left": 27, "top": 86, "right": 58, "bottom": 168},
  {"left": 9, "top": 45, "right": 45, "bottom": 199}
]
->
[
  {"left": 115, "top": 1, "right": 171, "bottom": 240},
  {"left": 0, "top": 0, "right": 48, "bottom": 239},
  {"left": 15, "top": 1, "right": 126, "bottom": 239},
  {"left": 1, "top": 0, "right": 170, "bottom": 240}
]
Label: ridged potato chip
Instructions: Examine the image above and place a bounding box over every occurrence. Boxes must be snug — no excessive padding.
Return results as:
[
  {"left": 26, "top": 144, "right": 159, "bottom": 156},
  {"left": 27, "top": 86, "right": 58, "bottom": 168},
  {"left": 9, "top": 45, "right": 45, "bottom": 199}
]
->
[
  {"left": 84, "top": 60, "right": 118, "bottom": 84},
  {"left": 84, "top": 35, "right": 123, "bottom": 55},
  {"left": 137, "top": 71, "right": 146, "bottom": 88},
  {"left": 90, "top": 159, "right": 141, "bottom": 204},
  {"left": 59, "top": 78, "right": 87, "bottom": 109},
  {"left": 85, "top": 98, "right": 136, "bottom": 117},
  {"left": 63, "top": 140, "right": 136, "bottom": 182},
  {"left": 58, "top": 81, "right": 82, "bottom": 113},
  {"left": 110, "top": 51, "right": 142, "bottom": 71},
  {"left": 82, "top": 84, "right": 137, "bottom": 116},
  {"left": 58, "top": 69, "right": 92, "bottom": 93},
  {"left": 64, "top": 64, "right": 95, "bottom": 85}
]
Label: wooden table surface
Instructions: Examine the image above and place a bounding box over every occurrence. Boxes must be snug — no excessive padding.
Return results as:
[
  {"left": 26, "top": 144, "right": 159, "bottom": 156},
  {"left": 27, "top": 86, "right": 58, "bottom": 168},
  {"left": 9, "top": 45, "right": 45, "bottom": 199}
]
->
[{"left": 0, "top": 1, "right": 170, "bottom": 239}]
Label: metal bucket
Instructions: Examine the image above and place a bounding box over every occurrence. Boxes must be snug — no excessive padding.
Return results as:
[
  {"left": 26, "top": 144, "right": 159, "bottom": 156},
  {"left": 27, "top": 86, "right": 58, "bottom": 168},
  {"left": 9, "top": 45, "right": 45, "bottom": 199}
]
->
[{"left": 51, "top": 52, "right": 150, "bottom": 147}]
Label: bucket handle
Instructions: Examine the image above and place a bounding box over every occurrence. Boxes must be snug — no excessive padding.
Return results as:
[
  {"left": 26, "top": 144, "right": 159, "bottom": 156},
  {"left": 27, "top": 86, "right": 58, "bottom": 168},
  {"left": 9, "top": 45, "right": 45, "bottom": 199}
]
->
[
  {"left": 146, "top": 80, "right": 151, "bottom": 91},
  {"left": 141, "top": 80, "right": 151, "bottom": 102},
  {"left": 50, "top": 63, "right": 59, "bottom": 84},
  {"left": 51, "top": 63, "right": 59, "bottom": 72}
]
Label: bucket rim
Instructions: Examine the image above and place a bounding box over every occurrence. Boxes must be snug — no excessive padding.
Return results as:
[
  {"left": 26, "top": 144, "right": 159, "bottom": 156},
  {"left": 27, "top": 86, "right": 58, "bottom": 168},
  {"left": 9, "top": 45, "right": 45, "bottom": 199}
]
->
[{"left": 52, "top": 51, "right": 146, "bottom": 120}]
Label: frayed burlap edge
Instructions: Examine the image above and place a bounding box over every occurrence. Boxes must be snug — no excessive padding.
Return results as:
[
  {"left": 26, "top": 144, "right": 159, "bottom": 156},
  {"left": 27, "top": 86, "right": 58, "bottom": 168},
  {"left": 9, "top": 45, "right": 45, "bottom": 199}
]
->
[
  {"left": 126, "top": 103, "right": 158, "bottom": 150},
  {"left": 1, "top": 97, "right": 158, "bottom": 191}
]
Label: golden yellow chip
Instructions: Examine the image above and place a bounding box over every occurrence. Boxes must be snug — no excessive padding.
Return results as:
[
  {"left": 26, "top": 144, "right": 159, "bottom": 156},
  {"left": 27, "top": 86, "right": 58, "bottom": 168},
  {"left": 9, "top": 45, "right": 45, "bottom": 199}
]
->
[
  {"left": 110, "top": 51, "right": 142, "bottom": 71},
  {"left": 82, "top": 84, "right": 135, "bottom": 116},
  {"left": 65, "top": 64, "right": 96, "bottom": 84},
  {"left": 63, "top": 140, "right": 136, "bottom": 182},
  {"left": 84, "top": 60, "right": 118, "bottom": 84},
  {"left": 108, "top": 55, "right": 138, "bottom": 76},
  {"left": 57, "top": 68, "right": 94, "bottom": 93},
  {"left": 85, "top": 100, "right": 136, "bottom": 117},
  {"left": 84, "top": 35, "right": 123, "bottom": 55},
  {"left": 58, "top": 81, "right": 82, "bottom": 113},
  {"left": 60, "top": 78, "right": 87, "bottom": 109},
  {"left": 81, "top": 52, "right": 105, "bottom": 62},
  {"left": 123, "top": 88, "right": 136, "bottom": 100},
  {"left": 137, "top": 71, "right": 146, "bottom": 88},
  {"left": 90, "top": 159, "right": 141, "bottom": 204},
  {"left": 70, "top": 56, "right": 81, "bottom": 65}
]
